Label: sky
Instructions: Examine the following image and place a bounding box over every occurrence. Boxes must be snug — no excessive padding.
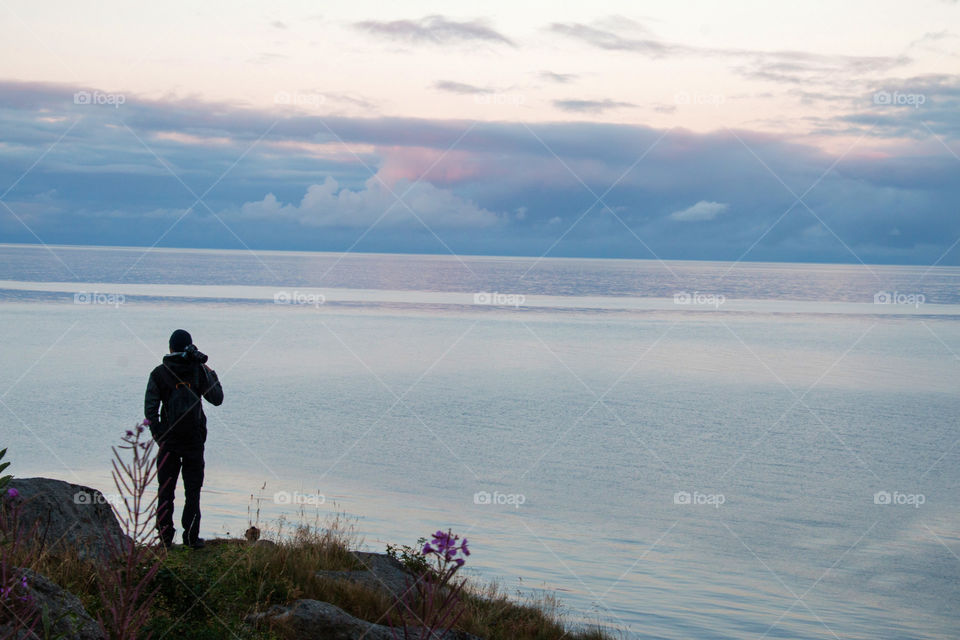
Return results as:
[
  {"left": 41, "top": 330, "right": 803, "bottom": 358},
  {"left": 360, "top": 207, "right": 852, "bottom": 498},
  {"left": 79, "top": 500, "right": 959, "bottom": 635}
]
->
[{"left": 0, "top": 0, "right": 958, "bottom": 264}]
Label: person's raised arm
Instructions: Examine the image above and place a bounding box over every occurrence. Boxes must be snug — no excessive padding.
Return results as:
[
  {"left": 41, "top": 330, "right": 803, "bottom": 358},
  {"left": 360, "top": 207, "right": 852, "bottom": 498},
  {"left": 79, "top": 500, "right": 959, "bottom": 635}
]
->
[{"left": 201, "top": 364, "right": 224, "bottom": 406}]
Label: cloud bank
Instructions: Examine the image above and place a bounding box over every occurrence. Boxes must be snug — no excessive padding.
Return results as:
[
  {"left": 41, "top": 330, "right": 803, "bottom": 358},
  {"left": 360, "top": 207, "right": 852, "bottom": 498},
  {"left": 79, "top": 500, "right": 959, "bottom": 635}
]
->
[
  {"left": 240, "top": 176, "right": 500, "bottom": 229},
  {"left": 0, "top": 79, "right": 958, "bottom": 264}
]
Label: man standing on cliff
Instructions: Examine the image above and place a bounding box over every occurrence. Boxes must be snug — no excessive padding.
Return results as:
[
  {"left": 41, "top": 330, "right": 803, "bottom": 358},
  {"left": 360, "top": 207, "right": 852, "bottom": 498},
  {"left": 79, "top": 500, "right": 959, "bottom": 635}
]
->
[{"left": 144, "top": 329, "right": 224, "bottom": 549}]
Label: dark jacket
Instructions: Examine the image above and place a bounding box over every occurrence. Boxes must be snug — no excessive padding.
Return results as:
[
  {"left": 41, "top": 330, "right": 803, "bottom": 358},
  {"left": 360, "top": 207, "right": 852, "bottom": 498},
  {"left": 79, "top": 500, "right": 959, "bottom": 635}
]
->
[{"left": 145, "top": 353, "right": 224, "bottom": 450}]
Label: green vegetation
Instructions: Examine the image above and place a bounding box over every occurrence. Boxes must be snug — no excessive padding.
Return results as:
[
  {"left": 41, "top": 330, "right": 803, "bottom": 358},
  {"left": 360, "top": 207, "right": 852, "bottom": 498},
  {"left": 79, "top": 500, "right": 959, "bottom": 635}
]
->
[
  {"left": 386, "top": 536, "right": 430, "bottom": 576},
  {"left": 13, "top": 511, "right": 616, "bottom": 640}
]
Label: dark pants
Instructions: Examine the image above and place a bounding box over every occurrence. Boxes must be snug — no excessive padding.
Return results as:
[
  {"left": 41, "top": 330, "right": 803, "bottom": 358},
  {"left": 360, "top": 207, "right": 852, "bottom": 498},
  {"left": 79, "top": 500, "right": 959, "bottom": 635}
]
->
[{"left": 156, "top": 446, "right": 205, "bottom": 545}]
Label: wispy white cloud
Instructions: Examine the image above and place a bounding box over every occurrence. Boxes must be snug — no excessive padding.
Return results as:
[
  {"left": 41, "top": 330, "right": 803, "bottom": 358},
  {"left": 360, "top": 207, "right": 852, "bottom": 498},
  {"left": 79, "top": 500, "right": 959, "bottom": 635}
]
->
[
  {"left": 434, "top": 80, "right": 489, "bottom": 95},
  {"left": 550, "top": 17, "right": 910, "bottom": 89},
  {"left": 553, "top": 98, "right": 635, "bottom": 113},
  {"left": 538, "top": 71, "right": 579, "bottom": 84},
  {"left": 670, "top": 201, "right": 729, "bottom": 222},
  {"left": 354, "top": 15, "right": 514, "bottom": 47}
]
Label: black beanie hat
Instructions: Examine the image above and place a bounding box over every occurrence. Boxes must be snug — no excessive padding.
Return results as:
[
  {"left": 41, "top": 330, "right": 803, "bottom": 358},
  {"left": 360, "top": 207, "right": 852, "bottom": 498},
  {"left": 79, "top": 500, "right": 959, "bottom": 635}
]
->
[{"left": 169, "top": 329, "right": 192, "bottom": 352}]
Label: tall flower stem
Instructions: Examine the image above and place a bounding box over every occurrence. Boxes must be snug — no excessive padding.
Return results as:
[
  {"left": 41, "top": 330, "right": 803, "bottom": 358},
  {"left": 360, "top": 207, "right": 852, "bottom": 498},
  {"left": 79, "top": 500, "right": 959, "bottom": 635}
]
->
[{"left": 97, "top": 423, "right": 163, "bottom": 640}]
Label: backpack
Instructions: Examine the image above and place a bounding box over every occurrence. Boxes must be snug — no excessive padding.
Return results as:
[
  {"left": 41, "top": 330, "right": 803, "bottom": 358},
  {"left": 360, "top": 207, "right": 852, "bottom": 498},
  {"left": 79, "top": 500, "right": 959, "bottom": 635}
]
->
[{"left": 158, "top": 364, "right": 204, "bottom": 441}]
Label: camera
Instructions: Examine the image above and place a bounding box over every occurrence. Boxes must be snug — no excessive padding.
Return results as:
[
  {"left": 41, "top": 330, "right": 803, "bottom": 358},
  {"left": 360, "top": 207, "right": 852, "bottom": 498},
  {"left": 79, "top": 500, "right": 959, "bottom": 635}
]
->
[{"left": 184, "top": 344, "right": 209, "bottom": 364}]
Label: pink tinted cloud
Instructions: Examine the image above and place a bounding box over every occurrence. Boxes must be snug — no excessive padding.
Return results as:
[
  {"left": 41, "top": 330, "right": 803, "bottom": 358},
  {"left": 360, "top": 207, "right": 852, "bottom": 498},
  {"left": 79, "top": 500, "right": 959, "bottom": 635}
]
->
[
  {"left": 375, "top": 146, "right": 488, "bottom": 187},
  {"left": 375, "top": 143, "right": 632, "bottom": 193}
]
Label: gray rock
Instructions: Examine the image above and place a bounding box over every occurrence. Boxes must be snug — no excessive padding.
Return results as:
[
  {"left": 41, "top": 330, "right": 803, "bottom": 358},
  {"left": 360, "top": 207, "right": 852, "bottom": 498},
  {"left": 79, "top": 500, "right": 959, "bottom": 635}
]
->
[
  {"left": 246, "top": 599, "right": 481, "bottom": 640},
  {"left": 7, "top": 478, "right": 128, "bottom": 560},
  {"left": 248, "top": 599, "right": 393, "bottom": 640},
  {"left": 315, "top": 551, "right": 417, "bottom": 600},
  {"left": 1, "top": 569, "right": 105, "bottom": 640}
]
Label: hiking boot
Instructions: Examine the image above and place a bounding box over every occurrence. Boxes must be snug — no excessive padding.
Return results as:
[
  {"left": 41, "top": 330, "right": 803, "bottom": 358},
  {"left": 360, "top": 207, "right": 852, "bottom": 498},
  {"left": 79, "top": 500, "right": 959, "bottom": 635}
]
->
[{"left": 183, "top": 536, "right": 205, "bottom": 550}]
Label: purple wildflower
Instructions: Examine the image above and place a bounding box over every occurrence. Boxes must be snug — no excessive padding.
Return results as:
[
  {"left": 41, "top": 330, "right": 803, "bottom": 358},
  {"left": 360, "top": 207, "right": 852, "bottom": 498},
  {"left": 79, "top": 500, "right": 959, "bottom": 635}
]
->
[
  {"left": 6, "top": 487, "right": 18, "bottom": 499},
  {"left": 430, "top": 530, "right": 458, "bottom": 554},
  {"left": 394, "top": 529, "right": 470, "bottom": 638},
  {"left": 424, "top": 529, "right": 470, "bottom": 565}
]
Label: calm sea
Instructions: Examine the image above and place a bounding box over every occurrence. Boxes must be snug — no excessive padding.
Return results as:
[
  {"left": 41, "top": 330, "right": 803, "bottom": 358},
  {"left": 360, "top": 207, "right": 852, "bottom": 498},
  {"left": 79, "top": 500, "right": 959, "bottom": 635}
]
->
[{"left": 1, "top": 244, "right": 958, "bottom": 639}]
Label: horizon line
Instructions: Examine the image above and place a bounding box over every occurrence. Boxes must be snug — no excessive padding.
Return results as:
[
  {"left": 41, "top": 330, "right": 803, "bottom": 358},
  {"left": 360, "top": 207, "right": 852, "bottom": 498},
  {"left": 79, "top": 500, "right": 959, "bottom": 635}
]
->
[{"left": 0, "top": 241, "right": 951, "bottom": 271}]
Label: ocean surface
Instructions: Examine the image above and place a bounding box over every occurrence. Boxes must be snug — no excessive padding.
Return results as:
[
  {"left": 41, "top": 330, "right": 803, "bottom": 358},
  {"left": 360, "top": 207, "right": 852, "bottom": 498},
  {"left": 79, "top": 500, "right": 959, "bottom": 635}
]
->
[{"left": 0, "top": 243, "right": 958, "bottom": 639}]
